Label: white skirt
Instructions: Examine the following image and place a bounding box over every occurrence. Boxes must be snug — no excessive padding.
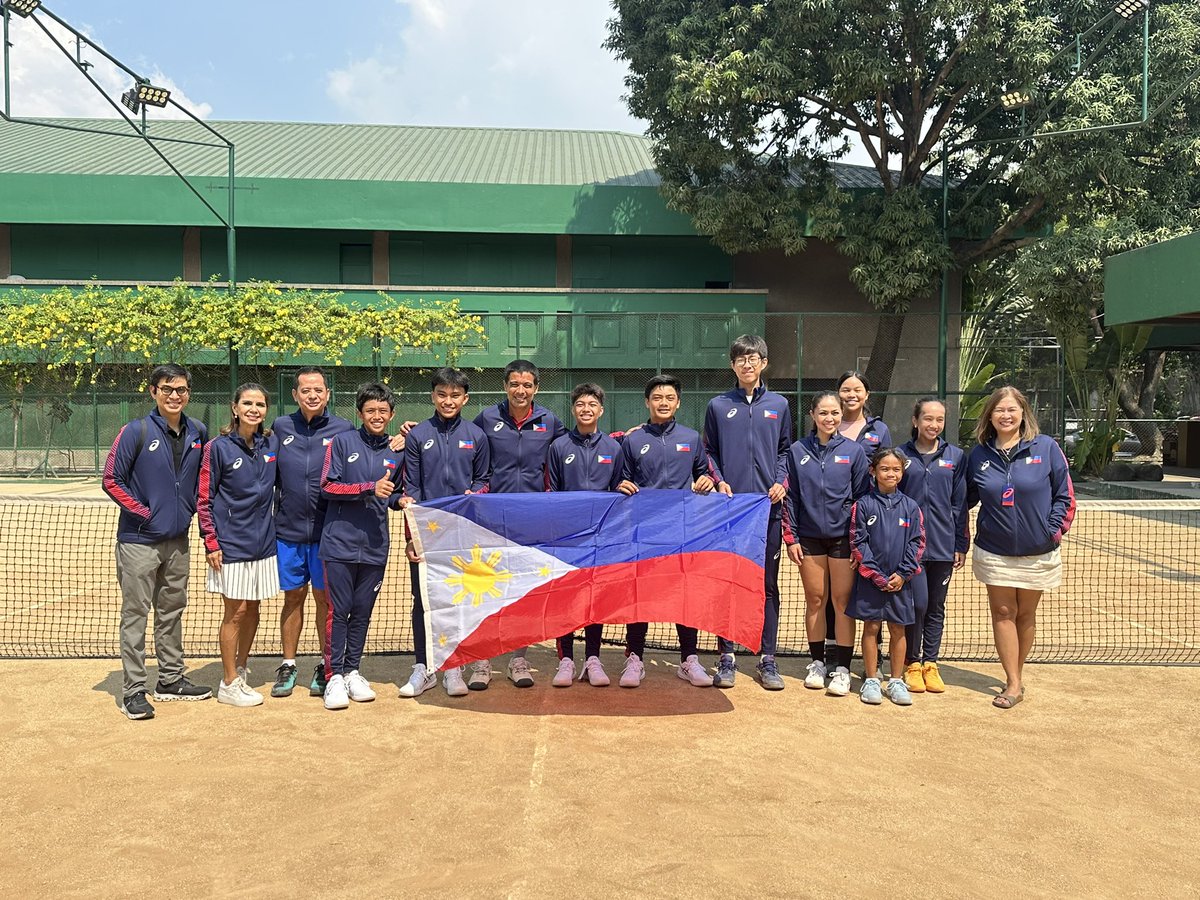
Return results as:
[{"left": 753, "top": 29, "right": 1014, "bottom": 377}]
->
[
  {"left": 971, "top": 545, "right": 1062, "bottom": 591},
  {"left": 207, "top": 556, "right": 281, "bottom": 601}
]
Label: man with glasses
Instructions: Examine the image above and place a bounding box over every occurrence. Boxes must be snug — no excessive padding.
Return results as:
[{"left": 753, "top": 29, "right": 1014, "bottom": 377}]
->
[
  {"left": 103, "top": 363, "right": 212, "bottom": 719},
  {"left": 702, "top": 336, "right": 793, "bottom": 690}
]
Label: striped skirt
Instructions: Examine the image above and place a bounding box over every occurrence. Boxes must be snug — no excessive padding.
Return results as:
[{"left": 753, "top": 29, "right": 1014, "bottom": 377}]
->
[{"left": 206, "top": 555, "right": 281, "bottom": 601}]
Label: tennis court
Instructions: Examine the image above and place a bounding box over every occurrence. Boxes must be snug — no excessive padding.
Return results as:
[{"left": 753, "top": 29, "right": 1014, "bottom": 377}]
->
[{"left": 2, "top": 483, "right": 1198, "bottom": 896}]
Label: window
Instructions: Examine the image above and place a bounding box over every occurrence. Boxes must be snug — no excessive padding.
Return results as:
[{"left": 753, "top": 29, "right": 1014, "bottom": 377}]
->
[{"left": 339, "top": 243, "right": 372, "bottom": 285}]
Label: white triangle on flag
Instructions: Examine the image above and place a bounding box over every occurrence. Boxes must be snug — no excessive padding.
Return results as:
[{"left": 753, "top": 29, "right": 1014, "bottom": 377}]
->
[{"left": 407, "top": 504, "right": 579, "bottom": 671}]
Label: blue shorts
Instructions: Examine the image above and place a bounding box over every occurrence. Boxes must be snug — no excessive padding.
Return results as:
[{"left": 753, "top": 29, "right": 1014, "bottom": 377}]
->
[{"left": 276, "top": 540, "right": 325, "bottom": 591}]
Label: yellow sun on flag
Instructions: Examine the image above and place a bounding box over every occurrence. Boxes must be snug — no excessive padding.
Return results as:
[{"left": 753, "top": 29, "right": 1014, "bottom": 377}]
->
[{"left": 444, "top": 544, "right": 513, "bottom": 607}]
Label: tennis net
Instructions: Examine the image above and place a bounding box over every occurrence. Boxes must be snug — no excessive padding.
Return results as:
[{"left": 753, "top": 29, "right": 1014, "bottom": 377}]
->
[{"left": 1, "top": 496, "right": 1196, "bottom": 663}]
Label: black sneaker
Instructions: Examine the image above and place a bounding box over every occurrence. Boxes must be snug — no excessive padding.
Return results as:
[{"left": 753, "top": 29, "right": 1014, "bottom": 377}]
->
[
  {"left": 152, "top": 676, "right": 213, "bottom": 702},
  {"left": 309, "top": 663, "right": 327, "bottom": 697},
  {"left": 121, "top": 690, "right": 156, "bottom": 720},
  {"left": 271, "top": 663, "right": 298, "bottom": 698}
]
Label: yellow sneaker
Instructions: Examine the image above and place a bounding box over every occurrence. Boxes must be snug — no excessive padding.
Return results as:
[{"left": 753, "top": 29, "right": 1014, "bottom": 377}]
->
[
  {"left": 923, "top": 661, "right": 946, "bottom": 693},
  {"left": 904, "top": 662, "right": 926, "bottom": 693}
]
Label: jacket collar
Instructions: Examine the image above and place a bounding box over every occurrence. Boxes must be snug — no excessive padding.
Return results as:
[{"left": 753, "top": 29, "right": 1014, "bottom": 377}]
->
[
  {"left": 358, "top": 426, "right": 390, "bottom": 449},
  {"left": 432, "top": 414, "right": 463, "bottom": 433},
  {"left": 643, "top": 419, "right": 677, "bottom": 437}
]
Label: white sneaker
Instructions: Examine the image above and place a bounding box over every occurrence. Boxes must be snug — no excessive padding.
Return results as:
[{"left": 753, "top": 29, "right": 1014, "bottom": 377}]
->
[
  {"left": 324, "top": 673, "right": 349, "bottom": 710},
  {"left": 804, "top": 659, "right": 828, "bottom": 690},
  {"left": 579, "top": 656, "right": 610, "bottom": 687},
  {"left": 468, "top": 660, "right": 492, "bottom": 691},
  {"left": 620, "top": 653, "right": 645, "bottom": 688},
  {"left": 399, "top": 663, "right": 436, "bottom": 698},
  {"left": 677, "top": 654, "right": 712, "bottom": 687},
  {"left": 345, "top": 670, "right": 376, "bottom": 702},
  {"left": 552, "top": 658, "right": 576, "bottom": 687},
  {"left": 443, "top": 666, "right": 469, "bottom": 697},
  {"left": 217, "top": 675, "right": 263, "bottom": 708},
  {"left": 236, "top": 664, "right": 250, "bottom": 684},
  {"left": 507, "top": 656, "right": 535, "bottom": 688},
  {"left": 827, "top": 667, "right": 852, "bottom": 697}
]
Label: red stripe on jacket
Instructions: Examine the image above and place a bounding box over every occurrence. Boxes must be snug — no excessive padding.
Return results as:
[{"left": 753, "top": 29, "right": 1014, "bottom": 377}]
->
[
  {"left": 849, "top": 500, "right": 891, "bottom": 590},
  {"left": 196, "top": 441, "right": 220, "bottom": 553},
  {"left": 320, "top": 440, "right": 374, "bottom": 496},
  {"left": 101, "top": 424, "right": 152, "bottom": 520}
]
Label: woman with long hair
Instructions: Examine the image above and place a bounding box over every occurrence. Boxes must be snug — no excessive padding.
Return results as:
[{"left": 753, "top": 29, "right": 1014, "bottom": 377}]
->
[
  {"left": 898, "top": 398, "right": 969, "bottom": 694},
  {"left": 198, "top": 383, "right": 281, "bottom": 708},
  {"left": 781, "top": 391, "right": 870, "bottom": 697},
  {"left": 966, "top": 386, "right": 1075, "bottom": 709}
]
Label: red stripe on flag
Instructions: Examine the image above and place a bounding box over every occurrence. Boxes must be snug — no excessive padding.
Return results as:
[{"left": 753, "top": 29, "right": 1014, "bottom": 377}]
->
[{"left": 440, "top": 550, "right": 765, "bottom": 668}]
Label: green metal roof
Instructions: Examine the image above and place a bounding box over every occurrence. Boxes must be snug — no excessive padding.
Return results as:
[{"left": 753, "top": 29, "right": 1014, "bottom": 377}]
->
[
  {"left": 0, "top": 119, "right": 662, "bottom": 185},
  {"left": 0, "top": 117, "right": 897, "bottom": 189}
]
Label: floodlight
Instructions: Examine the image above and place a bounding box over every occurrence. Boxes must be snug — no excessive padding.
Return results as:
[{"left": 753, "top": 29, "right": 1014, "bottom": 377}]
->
[
  {"left": 135, "top": 83, "right": 170, "bottom": 107},
  {"left": 2, "top": 0, "right": 42, "bottom": 17},
  {"left": 120, "top": 88, "right": 140, "bottom": 114},
  {"left": 1114, "top": 0, "right": 1149, "bottom": 19},
  {"left": 1000, "top": 90, "right": 1033, "bottom": 110}
]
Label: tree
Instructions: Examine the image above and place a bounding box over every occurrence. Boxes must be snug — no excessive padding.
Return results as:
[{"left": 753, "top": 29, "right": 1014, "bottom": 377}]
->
[{"left": 607, "top": 0, "right": 1200, "bottom": 389}]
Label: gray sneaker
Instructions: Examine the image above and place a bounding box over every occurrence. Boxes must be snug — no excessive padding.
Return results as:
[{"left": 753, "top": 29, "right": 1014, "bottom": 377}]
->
[
  {"left": 756, "top": 656, "right": 785, "bottom": 691},
  {"left": 713, "top": 654, "right": 737, "bottom": 688},
  {"left": 860, "top": 676, "right": 883, "bottom": 705},
  {"left": 886, "top": 677, "right": 914, "bottom": 706}
]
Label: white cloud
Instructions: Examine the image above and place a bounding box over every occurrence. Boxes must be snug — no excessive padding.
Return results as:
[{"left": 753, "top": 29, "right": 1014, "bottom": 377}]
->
[
  {"left": 324, "top": 0, "right": 643, "bottom": 133},
  {"left": 3, "top": 13, "right": 211, "bottom": 119}
]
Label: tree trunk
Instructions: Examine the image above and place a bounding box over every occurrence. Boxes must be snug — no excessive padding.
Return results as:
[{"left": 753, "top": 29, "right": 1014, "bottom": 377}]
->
[
  {"left": 1116, "top": 349, "right": 1166, "bottom": 456},
  {"left": 864, "top": 314, "right": 906, "bottom": 393}
]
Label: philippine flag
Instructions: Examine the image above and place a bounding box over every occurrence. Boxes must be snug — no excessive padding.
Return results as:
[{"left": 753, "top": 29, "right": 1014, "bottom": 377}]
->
[
  {"left": 597, "top": 454, "right": 613, "bottom": 464},
  {"left": 1026, "top": 455, "right": 1043, "bottom": 464},
  {"left": 898, "top": 516, "right": 910, "bottom": 527},
  {"left": 191, "top": 440, "right": 202, "bottom": 449},
  {"left": 263, "top": 452, "right": 277, "bottom": 463},
  {"left": 763, "top": 410, "right": 779, "bottom": 420},
  {"left": 459, "top": 439, "right": 475, "bottom": 450},
  {"left": 408, "top": 490, "right": 770, "bottom": 670},
  {"left": 834, "top": 455, "right": 851, "bottom": 464},
  {"left": 532, "top": 423, "right": 548, "bottom": 433},
  {"left": 383, "top": 458, "right": 397, "bottom": 471},
  {"left": 938, "top": 459, "right": 954, "bottom": 468},
  {"left": 675, "top": 443, "right": 691, "bottom": 452}
]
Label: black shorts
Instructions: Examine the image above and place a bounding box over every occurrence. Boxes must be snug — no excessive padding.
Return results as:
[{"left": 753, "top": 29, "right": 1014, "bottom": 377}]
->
[{"left": 798, "top": 535, "right": 851, "bottom": 559}]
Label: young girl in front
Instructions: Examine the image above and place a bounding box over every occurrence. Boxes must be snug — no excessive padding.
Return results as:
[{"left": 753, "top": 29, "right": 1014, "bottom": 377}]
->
[{"left": 848, "top": 446, "right": 925, "bottom": 706}]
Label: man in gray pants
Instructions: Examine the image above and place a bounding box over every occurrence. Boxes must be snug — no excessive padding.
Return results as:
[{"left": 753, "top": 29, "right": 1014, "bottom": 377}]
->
[{"left": 102, "top": 363, "right": 213, "bottom": 719}]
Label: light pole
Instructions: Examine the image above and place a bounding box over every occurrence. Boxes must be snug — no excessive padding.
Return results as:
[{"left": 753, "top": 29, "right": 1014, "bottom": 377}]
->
[{"left": 1, "top": 0, "right": 239, "bottom": 392}]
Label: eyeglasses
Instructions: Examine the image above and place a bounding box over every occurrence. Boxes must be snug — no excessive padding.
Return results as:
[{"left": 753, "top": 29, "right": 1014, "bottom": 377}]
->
[
  {"left": 154, "top": 385, "right": 190, "bottom": 397},
  {"left": 733, "top": 355, "right": 763, "bottom": 367}
]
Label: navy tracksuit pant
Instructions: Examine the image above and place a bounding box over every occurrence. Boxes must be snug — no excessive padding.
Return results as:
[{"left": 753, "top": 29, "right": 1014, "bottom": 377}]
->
[
  {"left": 558, "top": 625, "right": 604, "bottom": 662},
  {"left": 324, "top": 560, "right": 385, "bottom": 675},
  {"left": 906, "top": 559, "right": 956, "bottom": 664},
  {"left": 718, "top": 506, "right": 783, "bottom": 656}
]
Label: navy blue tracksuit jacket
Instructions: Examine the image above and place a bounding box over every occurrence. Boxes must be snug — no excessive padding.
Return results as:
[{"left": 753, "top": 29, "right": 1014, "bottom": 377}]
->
[
  {"left": 197, "top": 430, "right": 279, "bottom": 562},
  {"left": 849, "top": 489, "right": 925, "bottom": 603},
  {"left": 272, "top": 408, "right": 354, "bottom": 544},
  {"left": 703, "top": 385, "right": 792, "bottom": 494},
  {"left": 618, "top": 419, "right": 721, "bottom": 489},
  {"left": 102, "top": 409, "right": 208, "bottom": 544},
  {"left": 849, "top": 415, "right": 892, "bottom": 453},
  {"left": 319, "top": 427, "right": 404, "bottom": 565},
  {"left": 898, "top": 438, "right": 970, "bottom": 563},
  {"left": 780, "top": 433, "right": 870, "bottom": 543},
  {"left": 966, "top": 435, "right": 1075, "bottom": 558},
  {"left": 473, "top": 401, "right": 566, "bottom": 493},
  {"left": 402, "top": 414, "right": 491, "bottom": 501},
  {"left": 547, "top": 429, "right": 623, "bottom": 492}
]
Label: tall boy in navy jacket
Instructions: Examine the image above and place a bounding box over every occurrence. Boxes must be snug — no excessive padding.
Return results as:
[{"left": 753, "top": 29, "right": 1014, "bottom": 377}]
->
[
  {"left": 102, "top": 363, "right": 211, "bottom": 719},
  {"left": 398, "top": 367, "right": 490, "bottom": 699},
  {"left": 546, "top": 382, "right": 624, "bottom": 687},
  {"left": 616, "top": 374, "right": 730, "bottom": 688},
  {"left": 703, "top": 335, "right": 792, "bottom": 690},
  {"left": 471, "top": 359, "right": 566, "bottom": 688},
  {"left": 318, "top": 383, "right": 406, "bottom": 710},
  {"left": 270, "top": 367, "right": 354, "bottom": 698}
]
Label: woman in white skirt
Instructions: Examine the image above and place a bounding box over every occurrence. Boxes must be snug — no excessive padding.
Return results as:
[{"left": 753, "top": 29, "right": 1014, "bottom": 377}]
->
[
  {"left": 966, "top": 386, "right": 1075, "bottom": 709},
  {"left": 198, "top": 383, "right": 281, "bottom": 707}
]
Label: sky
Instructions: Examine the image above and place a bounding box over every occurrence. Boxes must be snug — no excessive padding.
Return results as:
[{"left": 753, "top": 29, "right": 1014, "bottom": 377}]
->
[{"left": 1, "top": 0, "right": 646, "bottom": 132}]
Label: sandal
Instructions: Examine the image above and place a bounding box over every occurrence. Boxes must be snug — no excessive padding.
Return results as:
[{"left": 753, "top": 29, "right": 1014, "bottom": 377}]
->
[{"left": 992, "top": 692, "right": 1023, "bottom": 709}]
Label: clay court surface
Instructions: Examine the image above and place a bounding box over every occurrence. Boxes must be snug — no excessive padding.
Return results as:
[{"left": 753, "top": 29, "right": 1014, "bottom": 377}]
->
[{"left": 1, "top": 652, "right": 1198, "bottom": 898}]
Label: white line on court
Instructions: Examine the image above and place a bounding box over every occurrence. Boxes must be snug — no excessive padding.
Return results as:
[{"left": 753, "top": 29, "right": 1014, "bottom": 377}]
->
[
  {"left": 0, "top": 587, "right": 89, "bottom": 623},
  {"left": 507, "top": 697, "right": 553, "bottom": 900},
  {"left": 1085, "top": 603, "right": 1199, "bottom": 651}
]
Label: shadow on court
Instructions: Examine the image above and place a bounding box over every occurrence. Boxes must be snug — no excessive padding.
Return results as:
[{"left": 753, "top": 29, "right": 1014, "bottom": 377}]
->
[{"left": 936, "top": 662, "right": 1003, "bottom": 696}]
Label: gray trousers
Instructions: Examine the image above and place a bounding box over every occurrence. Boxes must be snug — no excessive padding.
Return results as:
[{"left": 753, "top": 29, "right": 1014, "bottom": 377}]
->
[{"left": 115, "top": 537, "right": 191, "bottom": 696}]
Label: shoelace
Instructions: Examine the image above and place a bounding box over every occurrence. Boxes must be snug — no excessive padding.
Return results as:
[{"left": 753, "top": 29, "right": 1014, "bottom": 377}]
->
[
  {"left": 511, "top": 659, "right": 531, "bottom": 676},
  {"left": 760, "top": 659, "right": 779, "bottom": 677},
  {"left": 472, "top": 661, "right": 490, "bottom": 674}
]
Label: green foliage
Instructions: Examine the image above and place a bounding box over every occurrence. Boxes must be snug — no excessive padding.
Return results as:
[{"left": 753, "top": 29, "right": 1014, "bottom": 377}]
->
[
  {"left": 956, "top": 361, "right": 998, "bottom": 446},
  {"left": 0, "top": 281, "right": 486, "bottom": 386}
]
